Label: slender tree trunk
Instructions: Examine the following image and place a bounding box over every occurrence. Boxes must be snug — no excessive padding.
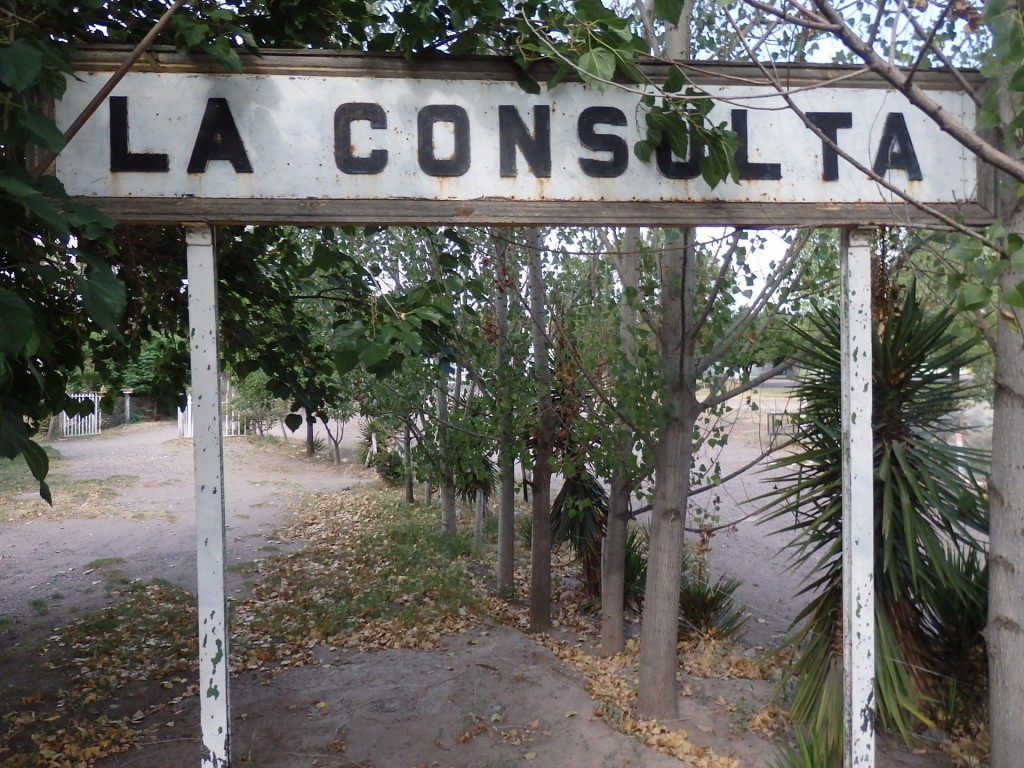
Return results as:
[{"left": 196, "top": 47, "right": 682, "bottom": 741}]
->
[
  {"left": 528, "top": 227, "right": 553, "bottom": 632},
  {"left": 988, "top": 53, "right": 1024, "bottom": 768},
  {"left": 304, "top": 408, "right": 315, "bottom": 457},
  {"left": 404, "top": 421, "right": 414, "bottom": 504},
  {"left": 602, "top": 227, "right": 641, "bottom": 655},
  {"left": 989, "top": 212, "right": 1024, "bottom": 768},
  {"left": 494, "top": 233, "right": 516, "bottom": 596},
  {"left": 638, "top": 231, "right": 698, "bottom": 721},
  {"left": 474, "top": 488, "right": 485, "bottom": 548},
  {"left": 602, "top": 472, "right": 631, "bottom": 655},
  {"left": 437, "top": 363, "right": 457, "bottom": 534}
]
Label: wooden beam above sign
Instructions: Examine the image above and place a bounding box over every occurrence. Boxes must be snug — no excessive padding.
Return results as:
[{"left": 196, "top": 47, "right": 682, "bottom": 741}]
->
[{"left": 54, "top": 48, "right": 993, "bottom": 228}]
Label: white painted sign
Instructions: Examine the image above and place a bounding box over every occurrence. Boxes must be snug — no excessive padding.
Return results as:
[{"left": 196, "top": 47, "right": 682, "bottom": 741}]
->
[{"left": 53, "top": 51, "right": 987, "bottom": 226}]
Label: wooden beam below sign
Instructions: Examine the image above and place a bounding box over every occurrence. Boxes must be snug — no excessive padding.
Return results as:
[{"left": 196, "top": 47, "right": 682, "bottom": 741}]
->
[{"left": 82, "top": 197, "right": 993, "bottom": 229}]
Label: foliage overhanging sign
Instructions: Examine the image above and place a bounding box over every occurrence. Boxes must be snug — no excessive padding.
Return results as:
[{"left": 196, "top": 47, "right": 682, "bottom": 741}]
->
[{"left": 54, "top": 49, "right": 989, "bottom": 228}]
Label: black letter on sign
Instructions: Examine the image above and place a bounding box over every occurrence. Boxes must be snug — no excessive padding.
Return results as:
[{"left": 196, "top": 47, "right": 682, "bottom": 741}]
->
[
  {"left": 499, "top": 105, "right": 551, "bottom": 178},
  {"left": 187, "top": 98, "right": 253, "bottom": 174},
  {"left": 872, "top": 112, "right": 922, "bottom": 180},
  {"left": 732, "top": 110, "right": 781, "bottom": 181},
  {"left": 806, "top": 112, "right": 852, "bottom": 181},
  {"left": 577, "top": 106, "right": 627, "bottom": 178},
  {"left": 335, "top": 103, "right": 388, "bottom": 175},
  {"left": 109, "top": 96, "right": 169, "bottom": 172},
  {"left": 418, "top": 105, "right": 470, "bottom": 177},
  {"left": 656, "top": 128, "right": 702, "bottom": 180}
]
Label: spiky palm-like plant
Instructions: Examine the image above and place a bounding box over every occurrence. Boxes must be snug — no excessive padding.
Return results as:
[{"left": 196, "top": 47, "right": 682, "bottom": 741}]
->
[
  {"left": 551, "top": 467, "right": 608, "bottom": 596},
  {"left": 763, "top": 284, "right": 988, "bottom": 758}
]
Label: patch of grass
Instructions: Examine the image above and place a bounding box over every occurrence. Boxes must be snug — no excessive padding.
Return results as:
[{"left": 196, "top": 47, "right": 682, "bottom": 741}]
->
[
  {"left": 0, "top": 448, "right": 61, "bottom": 495},
  {"left": 228, "top": 560, "right": 262, "bottom": 575},
  {"left": 84, "top": 557, "right": 127, "bottom": 570},
  {"left": 237, "top": 487, "right": 484, "bottom": 652},
  {"left": 83, "top": 557, "right": 132, "bottom": 595},
  {"left": 28, "top": 598, "right": 49, "bottom": 616},
  {"left": 1, "top": 474, "right": 138, "bottom": 523}
]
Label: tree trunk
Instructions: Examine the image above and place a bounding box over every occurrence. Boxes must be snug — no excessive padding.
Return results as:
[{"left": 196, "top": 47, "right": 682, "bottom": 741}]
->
[
  {"left": 474, "top": 488, "right": 485, "bottom": 548},
  {"left": 437, "top": 363, "right": 457, "bottom": 534},
  {"left": 494, "top": 232, "right": 516, "bottom": 596},
  {"left": 602, "top": 472, "right": 631, "bottom": 655},
  {"left": 988, "top": 51, "right": 1024, "bottom": 768},
  {"left": 305, "top": 408, "right": 315, "bottom": 457},
  {"left": 404, "top": 421, "right": 414, "bottom": 504},
  {"left": 637, "top": 231, "right": 698, "bottom": 721},
  {"left": 528, "top": 227, "right": 554, "bottom": 632},
  {"left": 602, "top": 227, "right": 641, "bottom": 656},
  {"left": 989, "top": 218, "right": 1024, "bottom": 768}
]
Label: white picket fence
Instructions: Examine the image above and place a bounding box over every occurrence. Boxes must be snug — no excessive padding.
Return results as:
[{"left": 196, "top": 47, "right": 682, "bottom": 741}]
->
[
  {"left": 177, "top": 394, "right": 249, "bottom": 438},
  {"left": 62, "top": 393, "right": 102, "bottom": 437}
]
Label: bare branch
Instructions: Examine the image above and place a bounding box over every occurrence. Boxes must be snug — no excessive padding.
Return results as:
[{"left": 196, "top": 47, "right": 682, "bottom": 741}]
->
[
  {"left": 807, "top": 0, "right": 1024, "bottom": 185},
  {"left": 694, "top": 231, "right": 742, "bottom": 335},
  {"left": 724, "top": 5, "right": 1004, "bottom": 249},
  {"left": 738, "top": 0, "right": 839, "bottom": 31}
]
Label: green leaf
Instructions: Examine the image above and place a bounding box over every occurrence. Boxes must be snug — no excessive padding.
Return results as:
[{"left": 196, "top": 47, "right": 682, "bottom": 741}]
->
[
  {"left": 515, "top": 66, "right": 541, "bottom": 95},
  {"left": 0, "top": 409, "right": 29, "bottom": 460},
  {"left": 653, "top": 0, "right": 685, "bottom": 24},
  {"left": 284, "top": 413, "right": 304, "bottom": 432},
  {"left": 988, "top": 221, "right": 1008, "bottom": 240},
  {"left": 22, "top": 439, "right": 51, "bottom": 505},
  {"left": 1002, "top": 278, "right": 1024, "bottom": 308},
  {"left": 0, "top": 40, "right": 43, "bottom": 93},
  {"left": 577, "top": 48, "right": 616, "bottom": 89},
  {"left": 665, "top": 65, "right": 686, "bottom": 94},
  {"left": 19, "top": 109, "right": 66, "bottom": 153},
  {"left": 1010, "top": 65, "right": 1024, "bottom": 91},
  {"left": 956, "top": 282, "right": 992, "bottom": 310},
  {"left": 0, "top": 174, "right": 69, "bottom": 234},
  {"left": 633, "top": 140, "right": 654, "bottom": 163},
  {"left": 948, "top": 239, "right": 983, "bottom": 263},
  {"left": 210, "top": 37, "right": 242, "bottom": 74},
  {"left": 0, "top": 287, "right": 35, "bottom": 355},
  {"left": 78, "top": 256, "right": 127, "bottom": 339},
  {"left": 359, "top": 338, "right": 390, "bottom": 368}
]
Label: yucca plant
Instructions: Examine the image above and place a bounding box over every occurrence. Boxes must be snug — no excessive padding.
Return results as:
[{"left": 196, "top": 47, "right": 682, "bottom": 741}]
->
[
  {"left": 762, "top": 281, "right": 989, "bottom": 759},
  {"left": 770, "top": 725, "right": 841, "bottom": 768},
  {"left": 678, "top": 570, "right": 749, "bottom": 639},
  {"left": 624, "top": 523, "right": 649, "bottom": 608},
  {"left": 550, "top": 467, "right": 608, "bottom": 596}
]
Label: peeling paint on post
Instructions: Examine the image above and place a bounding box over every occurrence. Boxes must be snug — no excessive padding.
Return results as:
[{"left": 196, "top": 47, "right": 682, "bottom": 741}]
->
[
  {"left": 186, "top": 224, "right": 231, "bottom": 767},
  {"left": 840, "top": 228, "right": 875, "bottom": 767}
]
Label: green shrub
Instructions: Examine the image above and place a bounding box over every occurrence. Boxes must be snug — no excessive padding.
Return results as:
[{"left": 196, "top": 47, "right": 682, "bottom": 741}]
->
[
  {"left": 550, "top": 468, "right": 607, "bottom": 596},
  {"left": 623, "top": 524, "right": 648, "bottom": 608},
  {"left": 770, "top": 727, "right": 840, "bottom": 768},
  {"left": 370, "top": 449, "right": 405, "bottom": 485},
  {"left": 516, "top": 512, "right": 532, "bottom": 548},
  {"left": 677, "top": 548, "right": 748, "bottom": 639}
]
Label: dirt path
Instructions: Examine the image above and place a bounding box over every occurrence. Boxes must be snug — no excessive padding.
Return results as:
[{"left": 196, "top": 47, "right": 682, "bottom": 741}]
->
[{"left": 0, "top": 421, "right": 363, "bottom": 627}]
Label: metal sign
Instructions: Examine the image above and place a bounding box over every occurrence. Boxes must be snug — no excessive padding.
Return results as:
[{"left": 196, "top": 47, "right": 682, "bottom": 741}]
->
[{"left": 54, "top": 49, "right": 989, "bottom": 227}]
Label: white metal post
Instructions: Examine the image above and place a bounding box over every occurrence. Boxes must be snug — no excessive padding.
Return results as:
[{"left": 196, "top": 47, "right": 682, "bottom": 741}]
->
[
  {"left": 840, "top": 228, "right": 875, "bottom": 767},
  {"left": 186, "top": 224, "right": 231, "bottom": 768}
]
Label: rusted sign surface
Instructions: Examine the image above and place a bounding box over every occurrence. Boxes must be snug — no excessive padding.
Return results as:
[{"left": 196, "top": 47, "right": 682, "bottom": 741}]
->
[{"left": 54, "top": 49, "right": 988, "bottom": 227}]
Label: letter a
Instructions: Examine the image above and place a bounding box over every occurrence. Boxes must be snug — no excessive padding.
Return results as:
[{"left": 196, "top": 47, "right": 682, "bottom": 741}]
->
[
  {"left": 872, "top": 113, "right": 922, "bottom": 180},
  {"left": 187, "top": 98, "right": 253, "bottom": 174}
]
